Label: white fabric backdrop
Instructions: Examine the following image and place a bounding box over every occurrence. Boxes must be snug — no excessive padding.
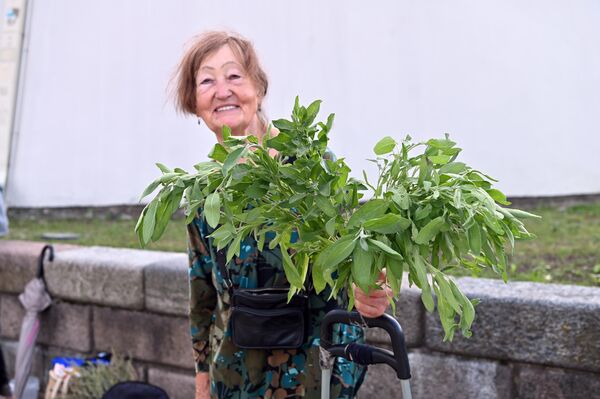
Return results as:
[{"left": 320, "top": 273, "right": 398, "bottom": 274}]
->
[{"left": 5, "top": 0, "right": 600, "bottom": 206}]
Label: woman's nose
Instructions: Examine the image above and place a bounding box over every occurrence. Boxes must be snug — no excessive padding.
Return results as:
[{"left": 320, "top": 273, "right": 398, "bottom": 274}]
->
[{"left": 215, "top": 80, "right": 233, "bottom": 99}]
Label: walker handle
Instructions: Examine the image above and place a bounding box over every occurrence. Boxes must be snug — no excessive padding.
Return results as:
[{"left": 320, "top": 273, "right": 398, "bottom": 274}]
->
[{"left": 320, "top": 309, "right": 411, "bottom": 380}]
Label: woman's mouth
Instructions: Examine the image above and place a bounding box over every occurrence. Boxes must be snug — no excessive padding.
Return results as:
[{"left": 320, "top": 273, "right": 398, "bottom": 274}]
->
[{"left": 215, "top": 105, "right": 240, "bottom": 113}]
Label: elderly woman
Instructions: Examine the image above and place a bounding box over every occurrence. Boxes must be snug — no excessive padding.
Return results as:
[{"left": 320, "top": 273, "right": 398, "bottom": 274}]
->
[{"left": 174, "top": 31, "right": 392, "bottom": 399}]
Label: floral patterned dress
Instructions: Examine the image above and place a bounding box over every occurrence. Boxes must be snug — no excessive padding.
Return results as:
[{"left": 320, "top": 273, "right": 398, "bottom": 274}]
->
[{"left": 187, "top": 214, "right": 367, "bottom": 398}]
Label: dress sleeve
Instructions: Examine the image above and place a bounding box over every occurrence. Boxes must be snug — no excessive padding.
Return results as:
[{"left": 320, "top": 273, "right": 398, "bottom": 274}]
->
[{"left": 187, "top": 216, "right": 218, "bottom": 373}]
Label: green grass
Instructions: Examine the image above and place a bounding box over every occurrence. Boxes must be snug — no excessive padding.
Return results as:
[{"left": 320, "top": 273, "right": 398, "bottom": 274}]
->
[
  {"left": 3, "top": 217, "right": 190, "bottom": 253},
  {"left": 449, "top": 202, "right": 600, "bottom": 286},
  {"left": 3, "top": 202, "right": 600, "bottom": 286}
]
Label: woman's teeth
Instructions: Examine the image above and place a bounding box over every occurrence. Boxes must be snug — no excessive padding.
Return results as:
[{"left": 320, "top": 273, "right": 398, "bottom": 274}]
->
[{"left": 216, "top": 105, "right": 238, "bottom": 112}]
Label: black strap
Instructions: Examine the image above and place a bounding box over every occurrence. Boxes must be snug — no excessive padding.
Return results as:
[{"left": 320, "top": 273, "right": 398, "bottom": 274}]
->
[
  {"left": 216, "top": 241, "right": 312, "bottom": 295},
  {"left": 216, "top": 249, "right": 234, "bottom": 295}
]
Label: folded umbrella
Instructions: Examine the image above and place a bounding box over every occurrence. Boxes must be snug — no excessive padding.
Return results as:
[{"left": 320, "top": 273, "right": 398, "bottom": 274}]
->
[{"left": 13, "top": 245, "right": 53, "bottom": 399}]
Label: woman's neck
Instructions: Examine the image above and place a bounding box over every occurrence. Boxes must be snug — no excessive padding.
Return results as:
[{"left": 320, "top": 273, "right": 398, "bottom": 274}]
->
[{"left": 215, "top": 115, "right": 266, "bottom": 144}]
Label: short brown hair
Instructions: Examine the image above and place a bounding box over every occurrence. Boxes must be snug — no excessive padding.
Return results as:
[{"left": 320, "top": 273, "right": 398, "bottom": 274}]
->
[{"left": 173, "top": 31, "right": 269, "bottom": 119}]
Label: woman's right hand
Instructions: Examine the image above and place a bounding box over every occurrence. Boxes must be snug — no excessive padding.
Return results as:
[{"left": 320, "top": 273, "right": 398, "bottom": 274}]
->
[{"left": 195, "top": 372, "right": 210, "bottom": 399}]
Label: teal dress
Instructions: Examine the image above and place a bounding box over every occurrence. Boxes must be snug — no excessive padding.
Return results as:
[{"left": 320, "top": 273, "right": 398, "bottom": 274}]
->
[{"left": 187, "top": 214, "right": 367, "bottom": 398}]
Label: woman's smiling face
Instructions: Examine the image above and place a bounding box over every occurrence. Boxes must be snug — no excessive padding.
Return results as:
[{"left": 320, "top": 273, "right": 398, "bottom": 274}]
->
[{"left": 195, "top": 45, "right": 260, "bottom": 136}]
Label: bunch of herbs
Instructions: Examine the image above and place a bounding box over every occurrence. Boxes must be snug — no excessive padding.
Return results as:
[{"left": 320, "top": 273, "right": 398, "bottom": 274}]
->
[{"left": 136, "top": 98, "right": 538, "bottom": 340}]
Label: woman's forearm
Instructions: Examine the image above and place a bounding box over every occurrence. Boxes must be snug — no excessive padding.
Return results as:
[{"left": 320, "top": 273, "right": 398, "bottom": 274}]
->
[{"left": 195, "top": 372, "right": 210, "bottom": 399}]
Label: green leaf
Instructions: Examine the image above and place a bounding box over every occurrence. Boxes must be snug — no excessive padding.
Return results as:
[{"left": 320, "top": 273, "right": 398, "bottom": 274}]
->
[
  {"left": 387, "top": 253, "right": 404, "bottom": 278},
  {"left": 226, "top": 233, "right": 243, "bottom": 262},
  {"left": 156, "top": 163, "right": 171, "bottom": 173},
  {"left": 348, "top": 199, "right": 389, "bottom": 228},
  {"left": 352, "top": 245, "right": 373, "bottom": 292},
  {"left": 429, "top": 154, "right": 452, "bottom": 164},
  {"left": 468, "top": 224, "right": 482, "bottom": 255},
  {"left": 209, "top": 223, "right": 235, "bottom": 250},
  {"left": 204, "top": 193, "right": 221, "bottom": 228},
  {"left": 315, "top": 196, "right": 337, "bottom": 218},
  {"left": 439, "top": 162, "right": 467, "bottom": 174},
  {"left": 140, "top": 179, "right": 161, "bottom": 200},
  {"left": 288, "top": 192, "right": 306, "bottom": 204},
  {"left": 317, "top": 235, "right": 357, "bottom": 270},
  {"left": 222, "top": 147, "right": 246, "bottom": 174},
  {"left": 415, "top": 217, "right": 446, "bottom": 245},
  {"left": 368, "top": 238, "right": 402, "bottom": 259},
  {"left": 135, "top": 206, "right": 147, "bottom": 246},
  {"left": 435, "top": 274, "right": 462, "bottom": 315},
  {"left": 486, "top": 189, "right": 510, "bottom": 205},
  {"left": 325, "top": 217, "right": 336, "bottom": 237},
  {"left": 208, "top": 144, "right": 228, "bottom": 163},
  {"left": 414, "top": 204, "right": 432, "bottom": 221},
  {"left": 142, "top": 200, "right": 158, "bottom": 245},
  {"left": 266, "top": 133, "right": 291, "bottom": 151},
  {"left": 305, "top": 99, "right": 322, "bottom": 125},
  {"left": 374, "top": 136, "right": 396, "bottom": 155},
  {"left": 412, "top": 254, "right": 434, "bottom": 312},
  {"left": 386, "top": 257, "right": 403, "bottom": 297},
  {"left": 272, "top": 119, "right": 295, "bottom": 131},
  {"left": 507, "top": 209, "right": 542, "bottom": 219},
  {"left": 245, "top": 183, "right": 268, "bottom": 199},
  {"left": 450, "top": 280, "right": 475, "bottom": 337},
  {"left": 363, "top": 214, "right": 411, "bottom": 234},
  {"left": 391, "top": 187, "right": 410, "bottom": 210},
  {"left": 280, "top": 245, "right": 303, "bottom": 288}
]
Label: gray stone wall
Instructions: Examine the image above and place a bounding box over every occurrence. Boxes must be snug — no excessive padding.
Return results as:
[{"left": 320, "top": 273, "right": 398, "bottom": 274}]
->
[{"left": 0, "top": 240, "right": 598, "bottom": 399}]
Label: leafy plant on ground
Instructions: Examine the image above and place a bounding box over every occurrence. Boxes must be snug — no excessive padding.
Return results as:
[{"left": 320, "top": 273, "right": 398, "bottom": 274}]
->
[
  {"left": 65, "top": 352, "right": 137, "bottom": 399},
  {"left": 135, "top": 97, "right": 538, "bottom": 341}
]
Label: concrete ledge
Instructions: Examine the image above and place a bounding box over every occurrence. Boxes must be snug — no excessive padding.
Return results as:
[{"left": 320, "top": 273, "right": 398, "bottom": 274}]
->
[
  {"left": 144, "top": 254, "right": 189, "bottom": 316},
  {"left": 148, "top": 367, "right": 195, "bottom": 399},
  {"left": 0, "top": 295, "right": 91, "bottom": 351},
  {"left": 45, "top": 246, "right": 177, "bottom": 309},
  {"left": 425, "top": 278, "right": 600, "bottom": 373},
  {"left": 93, "top": 306, "right": 192, "bottom": 369},
  {"left": 0, "top": 240, "right": 77, "bottom": 293}
]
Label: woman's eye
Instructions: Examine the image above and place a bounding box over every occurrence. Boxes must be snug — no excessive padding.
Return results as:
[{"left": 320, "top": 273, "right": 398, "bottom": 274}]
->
[
  {"left": 228, "top": 74, "right": 241, "bottom": 80},
  {"left": 199, "top": 78, "right": 213, "bottom": 85}
]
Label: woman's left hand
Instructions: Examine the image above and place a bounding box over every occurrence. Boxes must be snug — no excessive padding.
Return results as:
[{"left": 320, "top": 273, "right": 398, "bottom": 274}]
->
[{"left": 353, "top": 271, "right": 393, "bottom": 318}]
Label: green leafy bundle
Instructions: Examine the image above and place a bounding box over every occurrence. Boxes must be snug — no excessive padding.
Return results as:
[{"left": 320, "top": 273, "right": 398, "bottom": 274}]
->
[
  {"left": 135, "top": 97, "right": 538, "bottom": 341},
  {"left": 65, "top": 353, "right": 137, "bottom": 399}
]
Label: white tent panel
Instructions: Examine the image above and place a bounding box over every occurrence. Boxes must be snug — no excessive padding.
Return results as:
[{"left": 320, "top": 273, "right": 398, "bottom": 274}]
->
[{"left": 6, "top": 0, "right": 600, "bottom": 207}]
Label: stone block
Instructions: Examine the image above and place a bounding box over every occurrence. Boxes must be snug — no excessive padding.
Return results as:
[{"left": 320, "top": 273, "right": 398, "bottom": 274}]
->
[
  {"left": 365, "top": 283, "right": 424, "bottom": 348},
  {"left": 425, "top": 278, "right": 600, "bottom": 372},
  {"left": 0, "top": 240, "right": 77, "bottom": 293},
  {"left": 45, "top": 247, "right": 177, "bottom": 309},
  {"left": 408, "top": 350, "right": 511, "bottom": 399},
  {"left": 0, "top": 340, "right": 46, "bottom": 383},
  {"left": 93, "top": 306, "right": 193, "bottom": 369},
  {"left": 148, "top": 367, "right": 195, "bottom": 399},
  {"left": 144, "top": 254, "right": 189, "bottom": 316},
  {"left": 359, "top": 362, "right": 401, "bottom": 398},
  {"left": 515, "top": 363, "right": 600, "bottom": 399},
  {"left": 0, "top": 295, "right": 91, "bottom": 351},
  {"left": 0, "top": 295, "right": 22, "bottom": 339}
]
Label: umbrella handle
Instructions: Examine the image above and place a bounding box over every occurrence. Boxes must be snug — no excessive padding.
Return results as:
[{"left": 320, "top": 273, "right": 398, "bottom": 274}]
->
[{"left": 37, "top": 245, "right": 54, "bottom": 281}]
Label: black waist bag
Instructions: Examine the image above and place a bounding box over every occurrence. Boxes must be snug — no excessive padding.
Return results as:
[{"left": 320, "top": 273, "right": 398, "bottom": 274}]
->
[
  {"left": 230, "top": 288, "right": 309, "bottom": 349},
  {"left": 216, "top": 250, "right": 309, "bottom": 349}
]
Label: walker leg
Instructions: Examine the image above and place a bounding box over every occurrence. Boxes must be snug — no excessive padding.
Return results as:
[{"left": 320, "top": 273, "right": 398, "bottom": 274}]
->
[
  {"left": 321, "top": 368, "right": 332, "bottom": 399},
  {"left": 400, "top": 379, "right": 412, "bottom": 399}
]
